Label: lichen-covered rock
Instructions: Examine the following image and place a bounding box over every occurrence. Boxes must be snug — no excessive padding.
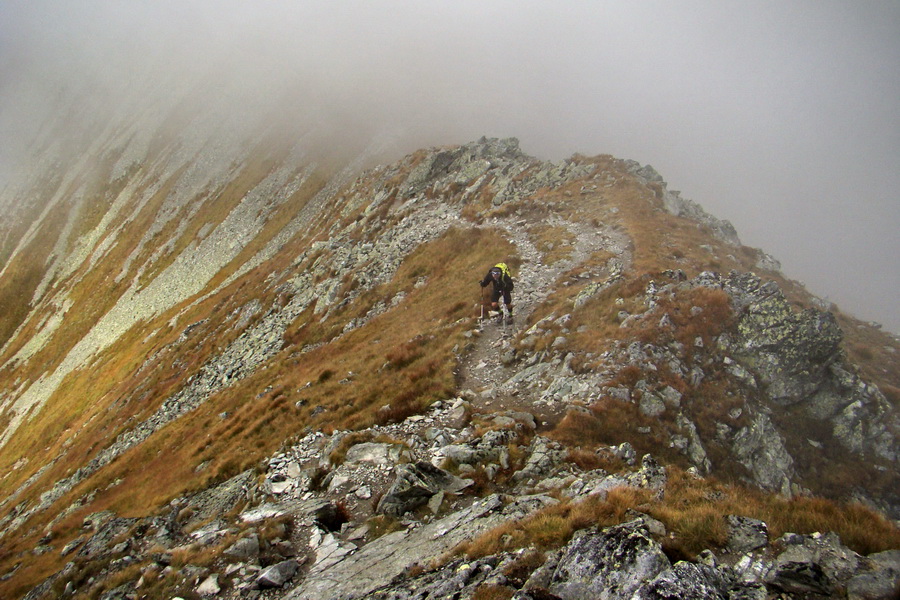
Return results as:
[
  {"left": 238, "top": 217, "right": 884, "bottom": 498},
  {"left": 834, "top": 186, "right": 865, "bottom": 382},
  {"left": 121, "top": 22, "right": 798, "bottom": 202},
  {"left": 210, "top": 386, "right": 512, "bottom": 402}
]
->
[
  {"left": 722, "top": 272, "right": 842, "bottom": 404},
  {"left": 768, "top": 531, "right": 863, "bottom": 596},
  {"left": 624, "top": 454, "right": 668, "bottom": 492},
  {"left": 726, "top": 515, "right": 768, "bottom": 553},
  {"left": 731, "top": 411, "right": 794, "bottom": 495},
  {"left": 97, "top": 584, "right": 131, "bottom": 600},
  {"left": 674, "top": 413, "right": 711, "bottom": 473},
  {"left": 827, "top": 374, "right": 898, "bottom": 462},
  {"left": 716, "top": 271, "right": 898, "bottom": 466},
  {"left": 634, "top": 561, "right": 733, "bottom": 600},
  {"left": 290, "top": 495, "right": 553, "bottom": 600},
  {"left": 77, "top": 516, "right": 138, "bottom": 559},
  {"left": 847, "top": 549, "right": 900, "bottom": 600},
  {"left": 363, "top": 557, "right": 502, "bottom": 600},
  {"left": 548, "top": 522, "right": 670, "bottom": 600},
  {"left": 639, "top": 390, "right": 666, "bottom": 417},
  {"left": 727, "top": 584, "right": 768, "bottom": 600},
  {"left": 768, "top": 560, "right": 832, "bottom": 596},
  {"left": 438, "top": 428, "right": 517, "bottom": 466},
  {"left": 195, "top": 574, "right": 220, "bottom": 595}
]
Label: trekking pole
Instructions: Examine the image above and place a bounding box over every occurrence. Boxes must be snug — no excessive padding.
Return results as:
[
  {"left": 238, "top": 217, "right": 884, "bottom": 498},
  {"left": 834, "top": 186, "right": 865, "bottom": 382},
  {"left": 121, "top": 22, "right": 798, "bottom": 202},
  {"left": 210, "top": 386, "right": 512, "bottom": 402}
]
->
[
  {"left": 478, "top": 284, "right": 484, "bottom": 327},
  {"left": 480, "top": 293, "right": 484, "bottom": 324}
]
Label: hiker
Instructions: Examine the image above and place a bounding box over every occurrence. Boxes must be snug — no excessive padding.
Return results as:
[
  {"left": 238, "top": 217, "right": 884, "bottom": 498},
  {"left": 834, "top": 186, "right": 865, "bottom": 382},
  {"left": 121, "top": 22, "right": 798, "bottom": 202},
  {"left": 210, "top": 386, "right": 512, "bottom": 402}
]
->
[{"left": 480, "top": 263, "right": 514, "bottom": 321}]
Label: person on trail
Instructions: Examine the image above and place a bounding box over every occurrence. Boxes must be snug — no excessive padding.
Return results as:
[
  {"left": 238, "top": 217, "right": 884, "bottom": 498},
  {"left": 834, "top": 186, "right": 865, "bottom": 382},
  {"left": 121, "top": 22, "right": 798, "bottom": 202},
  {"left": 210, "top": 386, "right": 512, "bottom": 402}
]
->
[{"left": 480, "top": 263, "right": 514, "bottom": 322}]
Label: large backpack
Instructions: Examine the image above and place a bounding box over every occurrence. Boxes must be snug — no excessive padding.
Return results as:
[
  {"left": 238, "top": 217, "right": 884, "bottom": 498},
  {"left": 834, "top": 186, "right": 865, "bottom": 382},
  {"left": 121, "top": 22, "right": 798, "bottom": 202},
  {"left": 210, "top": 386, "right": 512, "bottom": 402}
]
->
[{"left": 494, "top": 263, "right": 514, "bottom": 289}]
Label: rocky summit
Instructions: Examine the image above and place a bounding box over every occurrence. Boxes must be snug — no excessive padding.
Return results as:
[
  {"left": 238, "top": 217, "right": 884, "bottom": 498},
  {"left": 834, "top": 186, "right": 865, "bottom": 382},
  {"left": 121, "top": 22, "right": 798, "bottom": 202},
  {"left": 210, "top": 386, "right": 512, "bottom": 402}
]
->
[{"left": 0, "top": 132, "right": 898, "bottom": 600}]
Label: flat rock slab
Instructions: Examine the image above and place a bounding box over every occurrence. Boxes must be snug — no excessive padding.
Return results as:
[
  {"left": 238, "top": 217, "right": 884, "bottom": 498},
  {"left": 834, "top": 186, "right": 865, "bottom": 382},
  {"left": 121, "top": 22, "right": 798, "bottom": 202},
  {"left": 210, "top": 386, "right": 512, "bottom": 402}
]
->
[{"left": 286, "top": 494, "right": 555, "bottom": 600}]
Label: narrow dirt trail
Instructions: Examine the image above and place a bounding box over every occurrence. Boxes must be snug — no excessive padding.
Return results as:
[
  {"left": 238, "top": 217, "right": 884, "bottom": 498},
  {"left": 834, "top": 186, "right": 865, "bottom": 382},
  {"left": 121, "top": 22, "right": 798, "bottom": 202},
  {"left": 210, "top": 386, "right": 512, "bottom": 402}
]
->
[{"left": 458, "top": 216, "right": 631, "bottom": 427}]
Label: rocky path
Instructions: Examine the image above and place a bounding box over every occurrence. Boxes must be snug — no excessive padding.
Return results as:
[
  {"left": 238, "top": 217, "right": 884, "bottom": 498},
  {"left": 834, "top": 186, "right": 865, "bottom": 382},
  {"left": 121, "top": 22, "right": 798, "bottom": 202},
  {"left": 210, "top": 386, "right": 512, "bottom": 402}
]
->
[{"left": 459, "top": 215, "right": 630, "bottom": 427}]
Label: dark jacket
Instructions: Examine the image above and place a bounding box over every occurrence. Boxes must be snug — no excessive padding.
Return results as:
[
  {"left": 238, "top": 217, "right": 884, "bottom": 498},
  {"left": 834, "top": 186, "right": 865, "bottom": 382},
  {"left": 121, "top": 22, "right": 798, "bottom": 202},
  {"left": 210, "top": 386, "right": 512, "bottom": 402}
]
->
[{"left": 481, "top": 268, "right": 514, "bottom": 292}]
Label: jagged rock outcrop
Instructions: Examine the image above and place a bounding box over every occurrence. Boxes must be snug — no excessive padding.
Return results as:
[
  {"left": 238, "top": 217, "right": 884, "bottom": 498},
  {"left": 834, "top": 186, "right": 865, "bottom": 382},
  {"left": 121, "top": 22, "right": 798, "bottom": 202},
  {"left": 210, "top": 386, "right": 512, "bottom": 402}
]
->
[
  {"left": 847, "top": 550, "right": 900, "bottom": 600},
  {"left": 722, "top": 272, "right": 844, "bottom": 403},
  {"left": 626, "top": 161, "right": 741, "bottom": 245},
  {"left": 718, "top": 271, "right": 898, "bottom": 463}
]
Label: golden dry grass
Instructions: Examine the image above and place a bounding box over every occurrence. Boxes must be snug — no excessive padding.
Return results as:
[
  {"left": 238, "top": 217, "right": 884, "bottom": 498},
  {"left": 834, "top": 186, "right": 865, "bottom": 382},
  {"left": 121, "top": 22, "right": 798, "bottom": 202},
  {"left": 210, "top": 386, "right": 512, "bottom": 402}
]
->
[
  {"left": 451, "top": 467, "right": 900, "bottom": 564},
  {"left": 452, "top": 487, "right": 651, "bottom": 560},
  {"left": 0, "top": 258, "right": 49, "bottom": 352},
  {"left": 650, "top": 468, "right": 900, "bottom": 557}
]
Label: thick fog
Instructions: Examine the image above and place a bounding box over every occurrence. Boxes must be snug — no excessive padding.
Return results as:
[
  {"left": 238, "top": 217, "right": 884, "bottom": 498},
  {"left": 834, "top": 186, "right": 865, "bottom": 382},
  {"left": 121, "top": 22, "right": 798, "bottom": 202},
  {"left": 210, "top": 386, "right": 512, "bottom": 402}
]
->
[{"left": 1, "top": 1, "right": 898, "bottom": 332}]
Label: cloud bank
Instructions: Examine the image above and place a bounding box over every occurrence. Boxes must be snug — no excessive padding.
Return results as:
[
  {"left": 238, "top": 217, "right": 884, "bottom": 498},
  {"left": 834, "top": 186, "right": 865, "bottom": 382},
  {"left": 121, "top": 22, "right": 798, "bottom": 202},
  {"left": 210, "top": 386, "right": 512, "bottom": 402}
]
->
[{"left": 1, "top": 1, "right": 898, "bottom": 331}]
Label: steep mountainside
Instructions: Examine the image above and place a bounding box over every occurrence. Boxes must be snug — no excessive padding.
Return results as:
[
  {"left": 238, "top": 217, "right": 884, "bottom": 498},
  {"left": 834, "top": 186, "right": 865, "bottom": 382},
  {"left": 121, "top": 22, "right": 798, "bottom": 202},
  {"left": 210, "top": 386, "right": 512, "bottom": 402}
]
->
[{"left": 0, "top": 132, "right": 898, "bottom": 600}]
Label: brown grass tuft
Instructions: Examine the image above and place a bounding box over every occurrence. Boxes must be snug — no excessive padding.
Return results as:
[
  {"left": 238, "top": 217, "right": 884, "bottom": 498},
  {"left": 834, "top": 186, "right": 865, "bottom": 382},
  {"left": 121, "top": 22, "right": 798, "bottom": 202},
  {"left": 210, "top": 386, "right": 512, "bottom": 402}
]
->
[
  {"left": 565, "top": 448, "right": 609, "bottom": 471},
  {"left": 472, "top": 584, "right": 516, "bottom": 600},
  {"left": 549, "top": 410, "right": 607, "bottom": 449}
]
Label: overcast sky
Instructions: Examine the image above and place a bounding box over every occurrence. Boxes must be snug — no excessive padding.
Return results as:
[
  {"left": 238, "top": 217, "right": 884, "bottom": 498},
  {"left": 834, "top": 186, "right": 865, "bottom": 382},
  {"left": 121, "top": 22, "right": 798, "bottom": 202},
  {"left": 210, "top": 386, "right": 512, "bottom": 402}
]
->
[{"left": 1, "top": 1, "right": 898, "bottom": 332}]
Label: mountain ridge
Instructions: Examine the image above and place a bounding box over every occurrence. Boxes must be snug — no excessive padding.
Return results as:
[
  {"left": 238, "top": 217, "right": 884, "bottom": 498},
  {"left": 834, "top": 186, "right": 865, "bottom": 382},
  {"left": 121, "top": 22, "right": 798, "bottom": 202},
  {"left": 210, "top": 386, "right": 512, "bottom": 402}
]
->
[{"left": 0, "top": 135, "right": 898, "bottom": 599}]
